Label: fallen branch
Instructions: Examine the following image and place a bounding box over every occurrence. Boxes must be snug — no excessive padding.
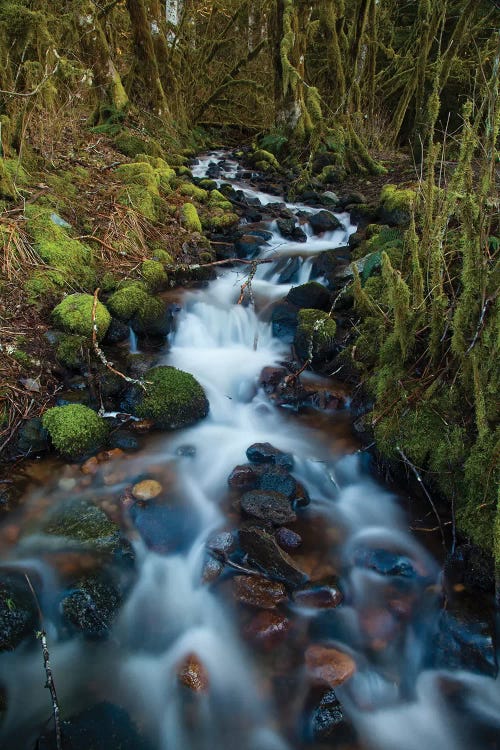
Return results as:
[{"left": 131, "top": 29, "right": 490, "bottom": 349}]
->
[
  {"left": 24, "top": 574, "right": 62, "bottom": 750},
  {"left": 396, "top": 447, "right": 446, "bottom": 548},
  {"left": 185, "top": 257, "right": 273, "bottom": 269},
  {"left": 91, "top": 289, "right": 148, "bottom": 391},
  {"left": 237, "top": 261, "right": 259, "bottom": 306}
]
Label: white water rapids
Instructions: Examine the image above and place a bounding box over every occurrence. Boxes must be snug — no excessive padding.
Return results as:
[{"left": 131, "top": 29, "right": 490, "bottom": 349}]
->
[{"left": 0, "top": 152, "right": 498, "bottom": 750}]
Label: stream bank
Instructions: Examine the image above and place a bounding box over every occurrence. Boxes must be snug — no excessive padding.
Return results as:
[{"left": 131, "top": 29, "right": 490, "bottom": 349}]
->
[{"left": 0, "top": 149, "right": 498, "bottom": 750}]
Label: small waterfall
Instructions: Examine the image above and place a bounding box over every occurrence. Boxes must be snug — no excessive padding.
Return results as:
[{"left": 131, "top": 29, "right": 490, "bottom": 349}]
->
[{"left": 129, "top": 326, "right": 140, "bottom": 354}]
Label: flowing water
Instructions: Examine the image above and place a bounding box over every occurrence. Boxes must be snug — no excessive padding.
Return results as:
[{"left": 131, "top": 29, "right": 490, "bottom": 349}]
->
[{"left": 0, "top": 152, "right": 498, "bottom": 750}]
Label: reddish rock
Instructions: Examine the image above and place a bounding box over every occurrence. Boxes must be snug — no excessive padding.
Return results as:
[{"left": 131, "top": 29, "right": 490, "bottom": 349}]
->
[
  {"left": 97, "top": 448, "right": 124, "bottom": 462},
  {"left": 81, "top": 457, "right": 99, "bottom": 475},
  {"left": 294, "top": 584, "right": 343, "bottom": 610},
  {"left": 130, "top": 419, "right": 155, "bottom": 433},
  {"left": 244, "top": 611, "right": 290, "bottom": 649},
  {"left": 132, "top": 479, "right": 162, "bottom": 501},
  {"left": 232, "top": 575, "right": 288, "bottom": 610},
  {"left": 177, "top": 653, "right": 209, "bottom": 693},
  {"left": 227, "top": 464, "right": 258, "bottom": 489},
  {"left": 305, "top": 645, "right": 356, "bottom": 687},
  {"left": 276, "top": 527, "right": 302, "bottom": 551}
]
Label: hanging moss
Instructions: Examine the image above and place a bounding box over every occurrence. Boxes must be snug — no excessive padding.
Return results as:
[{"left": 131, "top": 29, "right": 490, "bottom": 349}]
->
[{"left": 379, "top": 185, "right": 416, "bottom": 226}]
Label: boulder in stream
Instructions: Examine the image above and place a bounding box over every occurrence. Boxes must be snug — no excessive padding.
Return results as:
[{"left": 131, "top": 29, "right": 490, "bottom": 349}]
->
[
  {"left": 246, "top": 442, "right": 294, "bottom": 469},
  {"left": 133, "top": 366, "right": 209, "bottom": 430},
  {"left": 308, "top": 210, "right": 343, "bottom": 235},
  {"left": 239, "top": 526, "right": 308, "bottom": 588},
  {"left": 240, "top": 489, "right": 297, "bottom": 526},
  {"left": 286, "top": 281, "right": 331, "bottom": 312}
]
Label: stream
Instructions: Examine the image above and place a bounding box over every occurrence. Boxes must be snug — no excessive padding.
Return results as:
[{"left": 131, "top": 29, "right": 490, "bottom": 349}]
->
[{"left": 0, "top": 152, "right": 498, "bottom": 750}]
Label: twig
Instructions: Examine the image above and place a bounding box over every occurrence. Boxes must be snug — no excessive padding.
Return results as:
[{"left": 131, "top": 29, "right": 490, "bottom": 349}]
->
[
  {"left": 237, "top": 261, "right": 258, "bottom": 305},
  {"left": 208, "top": 550, "right": 275, "bottom": 579},
  {"left": 397, "top": 447, "right": 446, "bottom": 548},
  {"left": 466, "top": 295, "right": 494, "bottom": 354},
  {"left": 186, "top": 257, "right": 273, "bottom": 269},
  {"left": 75, "top": 235, "right": 122, "bottom": 254},
  {"left": 24, "top": 574, "right": 62, "bottom": 750},
  {"left": 91, "top": 289, "right": 148, "bottom": 391}
]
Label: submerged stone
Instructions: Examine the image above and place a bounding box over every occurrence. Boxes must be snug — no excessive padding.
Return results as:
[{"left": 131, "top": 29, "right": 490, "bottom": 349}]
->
[
  {"left": 240, "top": 489, "right": 297, "bottom": 526},
  {"left": 239, "top": 526, "right": 308, "bottom": 588},
  {"left": 310, "top": 690, "right": 344, "bottom": 739},
  {"left": 305, "top": 645, "right": 356, "bottom": 687},
  {"left": 61, "top": 573, "right": 122, "bottom": 638},
  {"left": 244, "top": 611, "right": 290, "bottom": 649},
  {"left": 246, "top": 442, "right": 294, "bottom": 469},
  {"left": 232, "top": 575, "right": 288, "bottom": 610}
]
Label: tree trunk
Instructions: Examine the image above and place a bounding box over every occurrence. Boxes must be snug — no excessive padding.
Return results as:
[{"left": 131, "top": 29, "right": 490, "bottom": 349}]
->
[{"left": 125, "top": 0, "right": 169, "bottom": 115}]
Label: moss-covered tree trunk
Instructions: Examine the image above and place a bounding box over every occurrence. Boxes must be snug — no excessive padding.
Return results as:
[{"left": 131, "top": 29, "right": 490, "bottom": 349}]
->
[
  {"left": 126, "top": 0, "right": 169, "bottom": 115},
  {"left": 78, "top": 2, "right": 128, "bottom": 118}
]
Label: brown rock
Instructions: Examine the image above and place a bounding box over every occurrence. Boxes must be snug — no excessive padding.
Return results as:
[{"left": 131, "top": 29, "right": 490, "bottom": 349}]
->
[
  {"left": 177, "top": 653, "right": 209, "bottom": 693},
  {"left": 233, "top": 575, "right": 288, "bottom": 610},
  {"left": 305, "top": 645, "right": 356, "bottom": 687},
  {"left": 239, "top": 526, "right": 308, "bottom": 588},
  {"left": 130, "top": 419, "right": 155, "bottom": 433},
  {"left": 132, "top": 479, "right": 163, "bottom": 501},
  {"left": 293, "top": 584, "right": 343, "bottom": 609},
  {"left": 81, "top": 457, "right": 99, "bottom": 475},
  {"left": 244, "top": 611, "right": 290, "bottom": 649},
  {"left": 227, "top": 464, "right": 259, "bottom": 489},
  {"left": 97, "top": 448, "right": 124, "bottom": 462}
]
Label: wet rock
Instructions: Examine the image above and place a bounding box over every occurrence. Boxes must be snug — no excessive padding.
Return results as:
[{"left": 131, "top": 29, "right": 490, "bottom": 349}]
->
[
  {"left": 109, "top": 431, "right": 139, "bottom": 452},
  {"left": 276, "top": 527, "right": 302, "bottom": 551},
  {"left": 309, "top": 210, "right": 343, "bottom": 235},
  {"left": 129, "top": 503, "right": 192, "bottom": 553},
  {"left": 232, "top": 575, "right": 288, "bottom": 609},
  {"left": 207, "top": 531, "right": 236, "bottom": 555},
  {"left": 341, "top": 191, "right": 366, "bottom": 207},
  {"left": 444, "top": 544, "right": 495, "bottom": 594},
  {"left": 433, "top": 599, "right": 498, "bottom": 677},
  {"left": 16, "top": 417, "right": 50, "bottom": 455},
  {"left": 0, "top": 572, "right": 38, "bottom": 651},
  {"left": 104, "top": 318, "right": 130, "bottom": 344},
  {"left": 240, "top": 489, "right": 296, "bottom": 526},
  {"left": 259, "top": 366, "right": 289, "bottom": 391},
  {"left": 257, "top": 466, "right": 310, "bottom": 507},
  {"left": 235, "top": 235, "right": 264, "bottom": 259},
  {"left": 132, "top": 479, "right": 163, "bottom": 501},
  {"left": 239, "top": 526, "right": 308, "bottom": 588},
  {"left": 305, "top": 645, "right": 356, "bottom": 687},
  {"left": 310, "top": 690, "right": 344, "bottom": 739},
  {"left": 320, "top": 191, "right": 340, "bottom": 207},
  {"left": 202, "top": 557, "right": 224, "bottom": 583},
  {"left": 177, "top": 653, "right": 210, "bottom": 693},
  {"left": 277, "top": 256, "right": 301, "bottom": 284},
  {"left": 60, "top": 573, "right": 122, "bottom": 638},
  {"left": 244, "top": 611, "right": 290, "bottom": 649},
  {"left": 294, "top": 583, "right": 343, "bottom": 610},
  {"left": 353, "top": 548, "right": 418, "bottom": 578},
  {"left": 271, "top": 302, "right": 299, "bottom": 342},
  {"left": 176, "top": 444, "right": 196, "bottom": 457},
  {"left": 228, "top": 464, "right": 260, "bottom": 489},
  {"left": 81, "top": 456, "right": 99, "bottom": 475},
  {"left": 311, "top": 248, "right": 352, "bottom": 279},
  {"left": 276, "top": 218, "right": 307, "bottom": 242},
  {"left": 246, "top": 442, "right": 294, "bottom": 470},
  {"left": 38, "top": 702, "right": 154, "bottom": 750},
  {"left": 286, "top": 281, "right": 331, "bottom": 312}
]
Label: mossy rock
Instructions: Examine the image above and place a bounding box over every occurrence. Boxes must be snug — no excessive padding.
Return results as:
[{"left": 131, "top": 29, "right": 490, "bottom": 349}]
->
[
  {"left": 179, "top": 182, "right": 208, "bottom": 202},
  {"left": 61, "top": 573, "right": 123, "bottom": 638},
  {"left": 0, "top": 157, "right": 26, "bottom": 199},
  {"left": 113, "top": 133, "right": 162, "bottom": 158},
  {"left": 141, "top": 260, "right": 168, "bottom": 292},
  {"left": 198, "top": 178, "right": 217, "bottom": 190},
  {"left": 152, "top": 248, "right": 174, "bottom": 264},
  {"left": 117, "top": 185, "right": 159, "bottom": 221},
  {"left": 251, "top": 149, "right": 280, "bottom": 170},
  {"left": 181, "top": 203, "right": 202, "bottom": 233},
  {"left": 202, "top": 209, "right": 239, "bottom": 231},
  {"left": 56, "top": 334, "right": 90, "bottom": 369},
  {"left": 134, "top": 366, "right": 209, "bottom": 429},
  {"left": 52, "top": 293, "right": 111, "bottom": 340},
  {"left": 39, "top": 497, "right": 123, "bottom": 554},
  {"left": 115, "top": 162, "right": 159, "bottom": 192},
  {"left": 107, "top": 282, "right": 166, "bottom": 334},
  {"left": 294, "top": 309, "right": 337, "bottom": 362},
  {"left": 42, "top": 404, "right": 109, "bottom": 458},
  {"left": 135, "top": 155, "right": 176, "bottom": 191},
  {"left": 0, "top": 573, "right": 38, "bottom": 652},
  {"left": 26, "top": 206, "right": 96, "bottom": 289},
  {"left": 208, "top": 189, "right": 232, "bottom": 210},
  {"left": 379, "top": 185, "right": 416, "bottom": 226}
]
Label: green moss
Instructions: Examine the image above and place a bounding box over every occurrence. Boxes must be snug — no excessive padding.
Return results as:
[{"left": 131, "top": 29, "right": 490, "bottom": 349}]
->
[
  {"left": 141, "top": 260, "right": 168, "bottom": 291},
  {"left": 25, "top": 269, "right": 67, "bottom": 304},
  {"left": 176, "top": 166, "right": 192, "bottom": 177},
  {"left": 208, "top": 189, "right": 232, "bottom": 210},
  {"left": 181, "top": 203, "right": 202, "bottom": 232},
  {"left": 135, "top": 366, "right": 209, "bottom": 429},
  {"left": 56, "top": 334, "right": 89, "bottom": 369},
  {"left": 152, "top": 248, "right": 174, "bottom": 264},
  {"left": 164, "top": 153, "right": 188, "bottom": 167},
  {"left": 198, "top": 179, "right": 217, "bottom": 190},
  {"left": 42, "top": 404, "right": 109, "bottom": 458},
  {"left": 100, "top": 272, "right": 118, "bottom": 292},
  {"left": 251, "top": 149, "right": 280, "bottom": 170},
  {"left": 202, "top": 209, "right": 239, "bottom": 231},
  {"left": 117, "top": 185, "right": 159, "bottom": 221},
  {"left": 379, "top": 185, "right": 416, "bottom": 226},
  {"left": 113, "top": 133, "right": 163, "bottom": 159},
  {"left": 115, "top": 162, "right": 159, "bottom": 191},
  {"left": 294, "top": 309, "right": 337, "bottom": 361},
  {"left": 179, "top": 183, "right": 208, "bottom": 202},
  {"left": 135, "top": 155, "right": 176, "bottom": 191},
  {"left": 0, "top": 157, "right": 27, "bottom": 199},
  {"left": 25, "top": 206, "right": 95, "bottom": 289},
  {"left": 42, "top": 498, "right": 120, "bottom": 552},
  {"left": 107, "top": 282, "right": 149, "bottom": 321},
  {"left": 52, "top": 293, "right": 111, "bottom": 340}
]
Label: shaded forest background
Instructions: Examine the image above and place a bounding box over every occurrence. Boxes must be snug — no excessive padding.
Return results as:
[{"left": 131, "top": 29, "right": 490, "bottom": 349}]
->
[{"left": 0, "top": 0, "right": 498, "bottom": 568}]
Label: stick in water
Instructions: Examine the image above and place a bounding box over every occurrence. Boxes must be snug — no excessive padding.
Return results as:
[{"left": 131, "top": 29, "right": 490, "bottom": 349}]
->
[{"left": 24, "top": 573, "right": 63, "bottom": 750}]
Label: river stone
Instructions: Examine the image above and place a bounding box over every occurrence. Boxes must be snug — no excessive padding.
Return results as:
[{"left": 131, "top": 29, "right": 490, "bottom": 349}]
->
[
  {"left": 244, "top": 611, "right": 290, "bottom": 649},
  {"left": 277, "top": 217, "right": 296, "bottom": 239},
  {"left": 293, "top": 583, "right": 343, "bottom": 609},
  {"left": 202, "top": 557, "right": 224, "bottom": 583},
  {"left": 276, "top": 527, "right": 302, "bottom": 551},
  {"left": 0, "top": 573, "right": 38, "bottom": 651},
  {"left": 16, "top": 417, "right": 50, "bottom": 455},
  {"left": 228, "top": 464, "right": 259, "bottom": 489},
  {"left": 433, "top": 599, "right": 497, "bottom": 677},
  {"left": 239, "top": 526, "right": 308, "bottom": 588},
  {"left": 308, "top": 210, "right": 342, "bottom": 234},
  {"left": 320, "top": 191, "right": 340, "bottom": 207},
  {"left": 353, "top": 548, "right": 418, "bottom": 578},
  {"left": 207, "top": 531, "right": 235, "bottom": 555},
  {"left": 286, "top": 281, "right": 331, "bottom": 312},
  {"left": 277, "top": 256, "right": 301, "bottom": 284},
  {"left": 132, "top": 479, "right": 163, "bottom": 501},
  {"left": 234, "top": 235, "right": 263, "bottom": 259},
  {"left": 240, "top": 490, "right": 296, "bottom": 526},
  {"left": 271, "top": 302, "right": 299, "bottom": 342},
  {"left": 257, "top": 467, "right": 310, "bottom": 507},
  {"left": 305, "top": 645, "right": 356, "bottom": 687},
  {"left": 60, "top": 573, "right": 122, "bottom": 638},
  {"left": 246, "top": 442, "right": 294, "bottom": 469},
  {"left": 232, "top": 575, "right": 288, "bottom": 609},
  {"left": 104, "top": 318, "right": 129, "bottom": 344},
  {"left": 177, "top": 653, "right": 209, "bottom": 693},
  {"left": 311, "top": 690, "right": 344, "bottom": 739}
]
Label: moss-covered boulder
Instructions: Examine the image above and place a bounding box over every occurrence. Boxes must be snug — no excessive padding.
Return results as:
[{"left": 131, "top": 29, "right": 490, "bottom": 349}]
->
[
  {"left": 202, "top": 208, "right": 239, "bottom": 232},
  {"left": 107, "top": 282, "right": 168, "bottom": 335},
  {"left": 181, "top": 203, "right": 202, "bottom": 232},
  {"left": 56, "top": 333, "right": 90, "bottom": 369},
  {"left": 378, "top": 185, "right": 416, "bottom": 226},
  {"left": 208, "top": 189, "right": 232, "bottom": 210},
  {"left": 42, "top": 404, "right": 109, "bottom": 458},
  {"left": 141, "top": 260, "right": 168, "bottom": 292},
  {"left": 52, "top": 293, "right": 111, "bottom": 340},
  {"left": 294, "top": 309, "right": 337, "bottom": 363},
  {"left": 250, "top": 149, "right": 280, "bottom": 171},
  {"left": 134, "top": 366, "right": 209, "bottom": 429},
  {"left": 179, "top": 182, "right": 208, "bottom": 202}
]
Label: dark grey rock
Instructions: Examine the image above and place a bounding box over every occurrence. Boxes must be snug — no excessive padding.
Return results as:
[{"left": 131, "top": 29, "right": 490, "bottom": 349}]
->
[
  {"left": 246, "top": 442, "right": 294, "bottom": 469},
  {"left": 286, "top": 281, "right": 331, "bottom": 311},
  {"left": 240, "top": 490, "right": 297, "bottom": 526},
  {"left": 239, "top": 526, "right": 308, "bottom": 588}
]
